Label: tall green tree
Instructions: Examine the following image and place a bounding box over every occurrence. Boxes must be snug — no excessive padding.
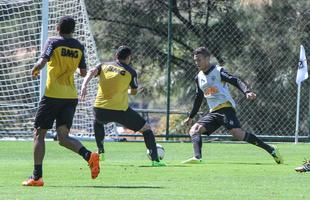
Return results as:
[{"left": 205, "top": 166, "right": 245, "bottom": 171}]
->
[{"left": 85, "top": 0, "right": 310, "bottom": 135}]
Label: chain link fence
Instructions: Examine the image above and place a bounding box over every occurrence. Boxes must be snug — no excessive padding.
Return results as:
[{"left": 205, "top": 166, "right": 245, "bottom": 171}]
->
[
  {"left": 1, "top": 0, "right": 309, "bottom": 139},
  {"left": 85, "top": 0, "right": 310, "bottom": 138}
]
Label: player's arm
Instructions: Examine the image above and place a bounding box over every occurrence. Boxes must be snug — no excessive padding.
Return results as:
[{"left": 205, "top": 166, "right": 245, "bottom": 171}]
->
[
  {"left": 32, "top": 39, "right": 52, "bottom": 77},
  {"left": 32, "top": 58, "right": 48, "bottom": 77},
  {"left": 220, "top": 68, "right": 256, "bottom": 100},
  {"left": 184, "top": 78, "right": 204, "bottom": 126},
  {"left": 77, "top": 68, "right": 87, "bottom": 77},
  {"left": 80, "top": 64, "right": 100, "bottom": 100},
  {"left": 77, "top": 47, "right": 87, "bottom": 77},
  {"left": 128, "top": 88, "right": 138, "bottom": 95},
  {"left": 128, "top": 69, "right": 139, "bottom": 96}
]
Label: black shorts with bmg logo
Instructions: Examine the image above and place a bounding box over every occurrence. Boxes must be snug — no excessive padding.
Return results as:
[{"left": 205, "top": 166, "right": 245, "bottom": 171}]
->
[
  {"left": 197, "top": 107, "right": 241, "bottom": 135},
  {"left": 93, "top": 107, "right": 146, "bottom": 132},
  {"left": 34, "top": 96, "right": 78, "bottom": 129}
]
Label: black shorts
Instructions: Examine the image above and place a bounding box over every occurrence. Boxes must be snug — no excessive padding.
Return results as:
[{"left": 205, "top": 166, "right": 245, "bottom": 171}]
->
[
  {"left": 93, "top": 107, "right": 146, "bottom": 132},
  {"left": 34, "top": 96, "right": 78, "bottom": 129},
  {"left": 197, "top": 107, "right": 241, "bottom": 135}
]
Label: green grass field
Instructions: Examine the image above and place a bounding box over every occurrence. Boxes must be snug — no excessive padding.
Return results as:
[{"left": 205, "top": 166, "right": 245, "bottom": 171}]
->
[{"left": 0, "top": 141, "right": 310, "bottom": 200}]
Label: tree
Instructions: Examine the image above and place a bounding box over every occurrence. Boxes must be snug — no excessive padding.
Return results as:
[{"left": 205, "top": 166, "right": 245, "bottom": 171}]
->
[{"left": 85, "top": 0, "right": 310, "bottom": 135}]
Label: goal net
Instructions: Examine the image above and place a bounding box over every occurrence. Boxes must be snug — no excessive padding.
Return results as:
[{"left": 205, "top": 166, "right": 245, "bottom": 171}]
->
[{"left": 0, "top": 0, "right": 113, "bottom": 139}]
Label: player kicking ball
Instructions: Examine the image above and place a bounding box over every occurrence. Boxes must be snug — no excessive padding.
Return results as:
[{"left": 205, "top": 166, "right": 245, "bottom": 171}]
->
[
  {"left": 81, "top": 45, "right": 166, "bottom": 167},
  {"left": 182, "top": 47, "right": 283, "bottom": 165}
]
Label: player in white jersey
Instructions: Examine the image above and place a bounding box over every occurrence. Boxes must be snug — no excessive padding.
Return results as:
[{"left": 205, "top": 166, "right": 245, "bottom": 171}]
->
[{"left": 182, "top": 47, "right": 283, "bottom": 165}]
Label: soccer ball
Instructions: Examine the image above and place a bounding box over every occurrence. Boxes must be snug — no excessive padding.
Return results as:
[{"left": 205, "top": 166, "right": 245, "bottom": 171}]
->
[{"left": 146, "top": 144, "right": 165, "bottom": 160}]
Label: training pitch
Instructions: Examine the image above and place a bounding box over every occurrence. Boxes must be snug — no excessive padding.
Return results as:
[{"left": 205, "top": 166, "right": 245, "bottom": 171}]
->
[{"left": 0, "top": 141, "right": 309, "bottom": 200}]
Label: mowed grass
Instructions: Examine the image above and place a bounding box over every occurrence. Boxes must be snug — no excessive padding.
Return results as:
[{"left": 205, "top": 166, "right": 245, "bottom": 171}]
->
[{"left": 0, "top": 141, "right": 310, "bottom": 200}]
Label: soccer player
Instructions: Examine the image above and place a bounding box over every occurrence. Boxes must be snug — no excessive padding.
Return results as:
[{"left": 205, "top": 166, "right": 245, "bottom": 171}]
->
[
  {"left": 182, "top": 47, "right": 283, "bottom": 164},
  {"left": 22, "top": 16, "right": 100, "bottom": 186},
  {"left": 295, "top": 160, "right": 310, "bottom": 172},
  {"left": 80, "top": 45, "right": 166, "bottom": 167}
]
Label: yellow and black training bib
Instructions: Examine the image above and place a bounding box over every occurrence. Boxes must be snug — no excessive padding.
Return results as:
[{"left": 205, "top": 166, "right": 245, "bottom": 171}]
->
[
  {"left": 94, "top": 61, "right": 138, "bottom": 111},
  {"left": 41, "top": 37, "right": 86, "bottom": 99}
]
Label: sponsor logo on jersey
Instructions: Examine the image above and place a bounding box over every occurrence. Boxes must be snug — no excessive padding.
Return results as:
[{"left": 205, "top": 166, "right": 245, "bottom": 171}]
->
[
  {"left": 61, "top": 48, "right": 79, "bottom": 58},
  {"left": 204, "top": 86, "right": 219, "bottom": 96},
  {"left": 106, "top": 65, "right": 126, "bottom": 75}
]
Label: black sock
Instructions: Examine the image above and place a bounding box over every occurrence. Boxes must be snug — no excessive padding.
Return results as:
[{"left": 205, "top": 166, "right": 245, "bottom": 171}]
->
[
  {"left": 33, "top": 164, "right": 42, "bottom": 180},
  {"left": 243, "top": 132, "right": 274, "bottom": 154},
  {"left": 94, "top": 121, "right": 105, "bottom": 152},
  {"left": 142, "top": 130, "right": 159, "bottom": 162},
  {"left": 191, "top": 134, "right": 202, "bottom": 159},
  {"left": 78, "top": 146, "right": 91, "bottom": 161}
]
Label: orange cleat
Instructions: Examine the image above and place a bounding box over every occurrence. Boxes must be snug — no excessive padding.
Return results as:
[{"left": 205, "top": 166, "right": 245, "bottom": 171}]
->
[
  {"left": 22, "top": 177, "right": 44, "bottom": 186},
  {"left": 88, "top": 152, "right": 100, "bottom": 179}
]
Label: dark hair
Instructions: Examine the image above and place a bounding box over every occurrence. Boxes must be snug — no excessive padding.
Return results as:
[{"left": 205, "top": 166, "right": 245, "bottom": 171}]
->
[
  {"left": 58, "top": 16, "right": 75, "bottom": 34},
  {"left": 193, "top": 47, "right": 211, "bottom": 57},
  {"left": 116, "top": 45, "right": 132, "bottom": 60}
]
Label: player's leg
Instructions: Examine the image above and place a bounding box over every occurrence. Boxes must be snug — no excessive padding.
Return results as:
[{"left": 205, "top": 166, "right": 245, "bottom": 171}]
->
[
  {"left": 140, "top": 124, "right": 166, "bottom": 166},
  {"left": 56, "top": 125, "right": 85, "bottom": 154},
  {"left": 182, "top": 113, "right": 220, "bottom": 164},
  {"left": 22, "top": 128, "right": 47, "bottom": 186},
  {"left": 33, "top": 128, "right": 47, "bottom": 181},
  {"left": 230, "top": 128, "right": 274, "bottom": 152},
  {"left": 93, "top": 120, "right": 106, "bottom": 160},
  {"left": 56, "top": 125, "right": 100, "bottom": 178},
  {"left": 189, "top": 124, "right": 205, "bottom": 159},
  {"left": 181, "top": 124, "right": 206, "bottom": 164},
  {"left": 117, "top": 107, "right": 165, "bottom": 166},
  {"left": 93, "top": 107, "right": 112, "bottom": 159},
  {"left": 222, "top": 107, "right": 283, "bottom": 164},
  {"left": 230, "top": 128, "right": 283, "bottom": 164},
  {"left": 56, "top": 99, "right": 100, "bottom": 179},
  {"left": 23, "top": 96, "right": 56, "bottom": 186},
  {"left": 139, "top": 124, "right": 159, "bottom": 160}
]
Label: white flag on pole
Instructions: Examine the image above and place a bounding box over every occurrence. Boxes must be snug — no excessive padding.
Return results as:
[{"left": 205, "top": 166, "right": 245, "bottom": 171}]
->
[{"left": 296, "top": 45, "right": 308, "bottom": 84}]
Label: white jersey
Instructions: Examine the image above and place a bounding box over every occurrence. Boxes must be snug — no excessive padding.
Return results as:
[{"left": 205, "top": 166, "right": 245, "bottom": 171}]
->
[{"left": 197, "top": 65, "right": 236, "bottom": 110}]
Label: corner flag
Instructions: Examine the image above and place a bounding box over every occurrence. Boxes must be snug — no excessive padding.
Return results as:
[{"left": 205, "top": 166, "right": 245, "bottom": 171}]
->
[
  {"left": 295, "top": 45, "right": 308, "bottom": 144},
  {"left": 296, "top": 45, "right": 308, "bottom": 84}
]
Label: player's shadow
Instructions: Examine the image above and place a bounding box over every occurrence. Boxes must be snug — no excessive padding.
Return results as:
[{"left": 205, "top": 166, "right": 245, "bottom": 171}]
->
[
  {"left": 207, "top": 162, "right": 279, "bottom": 165},
  {"left": 139, "top": 162, "right": 285, "bottom": 167},
  {"left": 139, "top": 164, "right": 191, "bottom": 167},
  {"left": 47, "top": 185, "right": 164, "bottom": 189}
]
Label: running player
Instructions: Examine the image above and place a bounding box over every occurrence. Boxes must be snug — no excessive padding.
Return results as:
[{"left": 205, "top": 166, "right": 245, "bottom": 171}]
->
[{"left": 22, "top": 16, "right": 100, "bottom": 186}]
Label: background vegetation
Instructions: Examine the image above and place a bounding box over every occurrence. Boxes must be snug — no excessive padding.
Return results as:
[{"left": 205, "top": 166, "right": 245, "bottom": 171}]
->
[{"left": 85, "top": 0, "right": 310, "bottom": 136}]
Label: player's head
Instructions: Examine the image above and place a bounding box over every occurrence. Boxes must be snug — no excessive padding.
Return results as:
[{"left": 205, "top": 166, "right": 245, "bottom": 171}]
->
[
  {"left": 116, "top": 45, "right": 132, "bottom": 64},
  {"left": 57, "top": 16, "right": 75, "bottom": 35},
  {"left": 193, "top": 47, "right": 211, "bottom": 70}
]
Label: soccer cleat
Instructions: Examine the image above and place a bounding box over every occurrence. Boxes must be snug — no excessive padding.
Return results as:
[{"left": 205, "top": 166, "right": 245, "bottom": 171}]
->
[
  {"left": 99, "top": 153, "right": 105, "bottom": 161},
  {"left": 88, "top": 152, "right": 100, "bottom": 179},
  {"left": 271, "top": 145, "right": 283, "bottom": 164},
  {"left": 22, "top": 176, "right": 44, "bottom": 186},
  {"left": 97, "top": 149, "right": 105, "bottom": 161},
  {"left": 181, "top": 157, "right": 204, "bottom": 164},
  {"left": 295, "top": 159, "right": 310, "bottom": 173},
  {"left": 152, "top": 160, "right": 167, "bottom": 167}
]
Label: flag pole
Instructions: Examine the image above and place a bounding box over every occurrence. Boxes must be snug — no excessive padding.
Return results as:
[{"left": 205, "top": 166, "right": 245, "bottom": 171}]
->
[{"left": 295, "top": 83, "right": 301, "bottom": 144}]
